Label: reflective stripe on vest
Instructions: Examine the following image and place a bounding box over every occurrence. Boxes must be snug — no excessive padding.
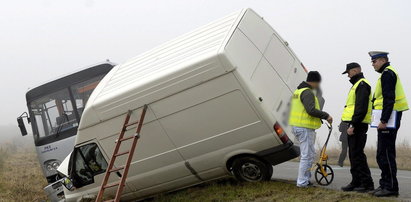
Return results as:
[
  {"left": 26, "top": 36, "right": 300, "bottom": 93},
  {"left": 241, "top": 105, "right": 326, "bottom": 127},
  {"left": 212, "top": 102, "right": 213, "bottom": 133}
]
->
[
  {"left": 341, "top": 78, "right": 372, "bottom": 123},
  {"left": 289, "top": 87, "right": 322, "bottom": 129},
  {"left": 373, "top": 66, "right": 409, "bottom": 111}
]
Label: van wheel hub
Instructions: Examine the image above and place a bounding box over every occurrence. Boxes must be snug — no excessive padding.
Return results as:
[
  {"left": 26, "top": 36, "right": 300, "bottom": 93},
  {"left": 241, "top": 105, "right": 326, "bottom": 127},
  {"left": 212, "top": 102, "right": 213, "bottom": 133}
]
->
[
  {"left": 232, "top": 156, "right": 272, "bottom": 182},
  {"left": 241, "top": 163, "right": 261, "bottom": 180}
]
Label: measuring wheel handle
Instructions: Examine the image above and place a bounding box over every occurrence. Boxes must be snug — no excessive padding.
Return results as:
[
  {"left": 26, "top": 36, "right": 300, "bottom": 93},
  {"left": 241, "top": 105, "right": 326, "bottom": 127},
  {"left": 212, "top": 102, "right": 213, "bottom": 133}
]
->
[{"left": 314, "top": 164, "right": 334, "bottom": 186}]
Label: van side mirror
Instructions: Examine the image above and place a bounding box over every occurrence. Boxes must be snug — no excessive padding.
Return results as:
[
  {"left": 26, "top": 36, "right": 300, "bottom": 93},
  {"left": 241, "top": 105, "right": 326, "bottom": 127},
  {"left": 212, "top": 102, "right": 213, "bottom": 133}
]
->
[
  {"left": 61, "top": 177, "right": 75, "bottom": 191},
  {"left": 17, "top": 112, "right": 30, "bottom": 136}
]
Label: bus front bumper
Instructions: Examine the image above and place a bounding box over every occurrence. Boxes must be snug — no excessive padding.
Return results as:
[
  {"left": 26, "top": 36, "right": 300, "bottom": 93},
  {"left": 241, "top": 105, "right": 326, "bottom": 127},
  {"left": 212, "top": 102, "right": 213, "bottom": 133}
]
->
[{"left": 44, "top": 180, "right": 65, "bottom": 202}]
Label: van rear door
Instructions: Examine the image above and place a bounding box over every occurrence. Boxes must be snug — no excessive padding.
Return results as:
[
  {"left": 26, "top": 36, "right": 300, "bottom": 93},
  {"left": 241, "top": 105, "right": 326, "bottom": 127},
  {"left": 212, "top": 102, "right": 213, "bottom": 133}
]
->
[
  {"left": 263, "top": 33, "right": 309, "bottom": 90},
  {"left": 263, "top": 34, "right": 294, "bottom": 87},
  {"left": 262, "top": 33, "right": 307, "bottom": 128}
]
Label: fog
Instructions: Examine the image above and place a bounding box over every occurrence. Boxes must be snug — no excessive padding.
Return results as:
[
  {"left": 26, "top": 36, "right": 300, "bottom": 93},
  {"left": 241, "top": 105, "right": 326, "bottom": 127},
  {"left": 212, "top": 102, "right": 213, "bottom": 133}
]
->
[{"left": 1, "top": 0, "right": 410, "bottom": 147}]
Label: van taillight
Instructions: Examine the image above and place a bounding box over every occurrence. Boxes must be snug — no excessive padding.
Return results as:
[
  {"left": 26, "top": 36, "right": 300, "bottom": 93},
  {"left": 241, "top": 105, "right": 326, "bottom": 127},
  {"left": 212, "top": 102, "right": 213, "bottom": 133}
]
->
[
  {"left": 301, "top": 63, "right": 308, "bottom": 73},
  {"left": 274, "top": 122, "right": 289, "bottom": 143}
]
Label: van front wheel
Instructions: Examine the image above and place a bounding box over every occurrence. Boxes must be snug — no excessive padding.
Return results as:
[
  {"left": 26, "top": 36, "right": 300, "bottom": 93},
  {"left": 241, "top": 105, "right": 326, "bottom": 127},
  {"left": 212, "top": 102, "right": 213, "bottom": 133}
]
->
[{"left": 232, "top": 157, "right": 273, "bottom": 182}]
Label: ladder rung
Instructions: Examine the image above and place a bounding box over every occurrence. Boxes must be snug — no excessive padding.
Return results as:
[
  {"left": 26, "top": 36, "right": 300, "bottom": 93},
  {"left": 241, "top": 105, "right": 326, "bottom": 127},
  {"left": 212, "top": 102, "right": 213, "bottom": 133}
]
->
[
  {"left": 109, "top": 166, "right": 124, "bottom": 173},
  {"left": 125, "top": 121, "right": 139, "bottom": 127},
  {"left": 119, "top": 136, "right": 134, "bottom": 142},
  {"left": 114, "top": 151, "right": 130, "bottom": 157},
  {"left": 103, "top": 182, "right": 120, "bottom": 189}
]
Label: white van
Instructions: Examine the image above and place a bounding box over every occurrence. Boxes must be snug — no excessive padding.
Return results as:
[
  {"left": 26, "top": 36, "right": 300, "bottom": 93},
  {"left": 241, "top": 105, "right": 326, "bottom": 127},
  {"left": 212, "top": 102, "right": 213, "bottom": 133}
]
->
[{"left": 58, "top": 8, "right": 308, "bottom": 201}]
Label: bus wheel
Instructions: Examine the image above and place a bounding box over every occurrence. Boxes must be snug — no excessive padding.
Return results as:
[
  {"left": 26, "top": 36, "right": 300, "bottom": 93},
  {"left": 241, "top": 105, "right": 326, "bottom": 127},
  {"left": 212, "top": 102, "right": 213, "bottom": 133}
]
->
[{"left": 232, "top": 156, "right": 272, "bottom": 182}]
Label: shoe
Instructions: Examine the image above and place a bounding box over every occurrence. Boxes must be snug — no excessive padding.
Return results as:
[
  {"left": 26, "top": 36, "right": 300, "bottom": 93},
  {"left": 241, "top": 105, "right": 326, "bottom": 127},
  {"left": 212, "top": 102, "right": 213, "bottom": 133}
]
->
[
  {"left": 353, "top": 185, "right": 374, "bottom": 193},
  {"left": 368, "top": 186, "right": 382, "bottom": 195},
  {"left": 338, "top": 161, "right": 344, "bottom": 167},
  {"left": 341, "top": 183, "right": 358, "bottom": 192},
  {"left": 373, "top": 189, "right": 399, "bottom": 197},
  {"left": 297, "top": 182, "right": 314, "bottom": 188}
]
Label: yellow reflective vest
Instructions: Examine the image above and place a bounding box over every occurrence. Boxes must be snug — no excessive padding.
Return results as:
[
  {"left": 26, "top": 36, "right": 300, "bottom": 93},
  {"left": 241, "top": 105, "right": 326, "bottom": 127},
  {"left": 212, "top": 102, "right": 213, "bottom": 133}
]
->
[
  {"left": 373, "top": 66, "right": 409, "bottom": 111},
  {"left": 289, "top": 87, "right": 322, "bottom": 129},
  {"left": 341, "top": 78, "right": 372, "bottom": 123}
]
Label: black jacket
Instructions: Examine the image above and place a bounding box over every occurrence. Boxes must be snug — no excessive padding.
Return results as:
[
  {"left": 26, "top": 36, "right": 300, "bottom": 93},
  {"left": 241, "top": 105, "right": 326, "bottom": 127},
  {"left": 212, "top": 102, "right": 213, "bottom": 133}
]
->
[
  {"left": 297, "top": 82, "right": 329, "bottom": 119},
  {"left": 375, "top": 62, "right": 397, "bottom": 123},
  {"left": 347, "top": 73, "right": 371, "bottom": 126}
]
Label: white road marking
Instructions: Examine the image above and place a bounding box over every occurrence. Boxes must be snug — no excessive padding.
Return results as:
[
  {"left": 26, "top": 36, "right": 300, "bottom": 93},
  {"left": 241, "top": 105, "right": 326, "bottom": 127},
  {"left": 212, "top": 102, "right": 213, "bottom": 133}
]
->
[{"left": 330, "top": 167, "right": 349, "bottom": 170}]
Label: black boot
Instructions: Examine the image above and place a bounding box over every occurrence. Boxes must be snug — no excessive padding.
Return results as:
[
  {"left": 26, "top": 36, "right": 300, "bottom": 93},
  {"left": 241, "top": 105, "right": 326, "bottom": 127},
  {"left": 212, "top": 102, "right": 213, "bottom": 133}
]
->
[
  {"left": 373, "top": 189, "right": 399, "bottom": 197},
  {"left": 368, "top": 186, "right": 382, "bottom": 194},
  {"left": 341, "top": 183, "right": 358, "bottom": 192},
  {"left": 353, "top": 184, "right": 374, "bottom": 193}
]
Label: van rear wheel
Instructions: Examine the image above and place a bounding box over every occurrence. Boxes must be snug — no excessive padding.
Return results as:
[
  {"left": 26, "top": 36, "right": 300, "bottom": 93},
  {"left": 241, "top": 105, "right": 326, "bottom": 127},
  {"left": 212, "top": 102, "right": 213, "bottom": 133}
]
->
[{"left": 232, "top": 156, "right": 272, "bottom": 182}]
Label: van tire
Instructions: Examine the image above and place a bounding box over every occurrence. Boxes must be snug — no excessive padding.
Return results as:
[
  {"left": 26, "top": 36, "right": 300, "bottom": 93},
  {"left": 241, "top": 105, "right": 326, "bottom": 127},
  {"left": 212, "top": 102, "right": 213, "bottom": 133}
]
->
[{"left": 232, "top": 156, "right": 273, "bottom": 182}]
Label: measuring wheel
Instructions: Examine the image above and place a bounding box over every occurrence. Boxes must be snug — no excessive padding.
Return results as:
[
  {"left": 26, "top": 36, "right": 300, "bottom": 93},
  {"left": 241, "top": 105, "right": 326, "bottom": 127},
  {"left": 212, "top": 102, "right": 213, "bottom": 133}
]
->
[{"left": 314, "top": 164, "right": 334, "bottom": 186}]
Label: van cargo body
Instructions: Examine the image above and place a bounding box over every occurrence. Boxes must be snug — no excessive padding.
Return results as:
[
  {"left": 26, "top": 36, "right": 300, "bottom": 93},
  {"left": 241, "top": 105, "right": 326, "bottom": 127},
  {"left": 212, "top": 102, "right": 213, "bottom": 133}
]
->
[{"left": 60, "top": 8, "right": 307, "bottom": 201}]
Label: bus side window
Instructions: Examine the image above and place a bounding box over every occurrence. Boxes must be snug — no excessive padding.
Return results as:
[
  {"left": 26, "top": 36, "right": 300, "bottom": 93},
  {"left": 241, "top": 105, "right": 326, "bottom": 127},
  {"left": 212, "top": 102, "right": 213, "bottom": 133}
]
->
[
  {"left": 71, "top": 75, "right": 105, "bottom": 117},
  {"left": 71, "top": 143, "right": 107, "bottom": 188}
]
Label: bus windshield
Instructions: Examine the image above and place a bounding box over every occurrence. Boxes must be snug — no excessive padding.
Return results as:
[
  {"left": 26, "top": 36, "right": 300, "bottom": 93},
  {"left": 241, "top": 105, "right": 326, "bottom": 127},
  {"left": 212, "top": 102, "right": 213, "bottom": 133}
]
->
[
  {"left": 29, "top": 75, "right": 104, "bottom": 140},
  {"left": 30, "top": 89, "right": 76, "bottom": 138}
]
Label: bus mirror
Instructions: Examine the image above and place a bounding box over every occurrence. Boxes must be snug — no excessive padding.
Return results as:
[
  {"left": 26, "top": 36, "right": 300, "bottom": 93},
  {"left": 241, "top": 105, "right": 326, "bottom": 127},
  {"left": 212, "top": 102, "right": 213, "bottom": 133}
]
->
[
  {"left": 17, "top": 117, "right": 28, "bottom": 136},
  {"left": 17, "top": 112, "right": 30, "bottom": 136}
]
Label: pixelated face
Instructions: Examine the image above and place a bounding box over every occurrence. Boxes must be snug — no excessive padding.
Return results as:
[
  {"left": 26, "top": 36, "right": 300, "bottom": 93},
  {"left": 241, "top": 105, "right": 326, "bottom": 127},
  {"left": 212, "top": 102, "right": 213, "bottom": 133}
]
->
[
  {"left": 347, "top": 68, "right": 359, "bottom": 78},
  {"left": 372, "top": 58, "right": 385, "bottom": 71},
  {"left": 310, "top": 81, "right": 320, "bottom": 89}
]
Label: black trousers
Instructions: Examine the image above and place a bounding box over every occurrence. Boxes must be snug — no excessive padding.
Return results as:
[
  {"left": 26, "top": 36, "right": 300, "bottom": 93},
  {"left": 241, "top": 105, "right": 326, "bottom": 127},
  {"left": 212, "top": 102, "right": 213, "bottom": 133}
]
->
[
  {"left": 377, "top": 111, "right": 402, "bottom": 192},
  {"left": 347, "top": 123, "right": 373, "bottom": 186}
]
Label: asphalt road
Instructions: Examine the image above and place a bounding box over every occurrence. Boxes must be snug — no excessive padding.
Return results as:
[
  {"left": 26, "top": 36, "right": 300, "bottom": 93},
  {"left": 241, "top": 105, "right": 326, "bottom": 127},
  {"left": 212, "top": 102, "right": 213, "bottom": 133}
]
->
[{"left": 273, "top": 162, "right": 411, "bottom": 200}]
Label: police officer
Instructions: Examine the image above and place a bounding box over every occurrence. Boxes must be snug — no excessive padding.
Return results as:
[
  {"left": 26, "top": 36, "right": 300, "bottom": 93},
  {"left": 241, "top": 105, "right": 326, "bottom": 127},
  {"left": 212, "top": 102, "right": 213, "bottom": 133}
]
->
[
  {"left": 369, "top": 51, "right": 408, "bottom": 197},
  {"left": 340, "top": 62, "right": 374, "bottom": 192},
  {"left": 289, "top": 71, "right": 333, "bottom": 188}
]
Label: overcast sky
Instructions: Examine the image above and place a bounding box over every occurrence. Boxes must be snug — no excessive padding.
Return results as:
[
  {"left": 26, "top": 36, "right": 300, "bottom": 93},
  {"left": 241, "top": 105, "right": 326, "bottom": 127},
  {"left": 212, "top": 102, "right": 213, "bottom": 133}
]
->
[{"left": 1, "top": 0, "right": 410, "bottom": 146}]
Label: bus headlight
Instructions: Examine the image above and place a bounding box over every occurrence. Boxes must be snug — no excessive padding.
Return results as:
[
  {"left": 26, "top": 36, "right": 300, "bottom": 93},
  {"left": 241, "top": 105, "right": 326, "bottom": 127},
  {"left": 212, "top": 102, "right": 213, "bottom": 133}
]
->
[
  {"left": 46, "top": 164, "right": 54, "bottom": 171},
  {"left": 52, "top": 162, "right": 60, "bottom": 170},
  {"left": 45, "top": 160, "right": 61, "bottom": 171}
]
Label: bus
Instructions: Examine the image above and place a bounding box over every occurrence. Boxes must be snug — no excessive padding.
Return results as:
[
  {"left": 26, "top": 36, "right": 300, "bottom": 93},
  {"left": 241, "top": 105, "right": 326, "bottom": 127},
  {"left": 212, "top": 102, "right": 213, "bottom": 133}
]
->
[{"left": 17, "top": 62, "right": 114, "bottom": 201}]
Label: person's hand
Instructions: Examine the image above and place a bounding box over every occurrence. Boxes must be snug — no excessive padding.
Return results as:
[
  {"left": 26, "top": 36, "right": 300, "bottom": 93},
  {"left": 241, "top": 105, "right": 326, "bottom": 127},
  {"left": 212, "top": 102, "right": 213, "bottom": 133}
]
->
[
  {"left": 378, "top": 122, "right": 387, "bottom": 130},
  {"left": 326, "top": 115, "right": 333, "bottom": 124},
  {"left": 347, "top": 127, "right": 355, "bottom": 135}
]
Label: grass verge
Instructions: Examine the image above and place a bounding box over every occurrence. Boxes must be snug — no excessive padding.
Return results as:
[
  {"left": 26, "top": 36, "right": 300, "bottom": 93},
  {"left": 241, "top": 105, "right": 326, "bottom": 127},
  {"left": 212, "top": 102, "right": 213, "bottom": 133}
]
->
[
  {"left": 0, "top": 145, "right": 48, "bottom": 202},
  {"left": 0, "top": 143, "right": 400, "bottom": 202},
  {"left": 148, "top": 178, "right": 391, "bottom": 202}
]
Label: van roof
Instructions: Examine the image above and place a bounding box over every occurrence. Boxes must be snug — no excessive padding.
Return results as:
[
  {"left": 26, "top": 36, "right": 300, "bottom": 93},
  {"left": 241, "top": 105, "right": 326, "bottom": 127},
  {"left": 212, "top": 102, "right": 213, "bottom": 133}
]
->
[{"left": 79, "top": 8, "right": 254, "bottom": 130}]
